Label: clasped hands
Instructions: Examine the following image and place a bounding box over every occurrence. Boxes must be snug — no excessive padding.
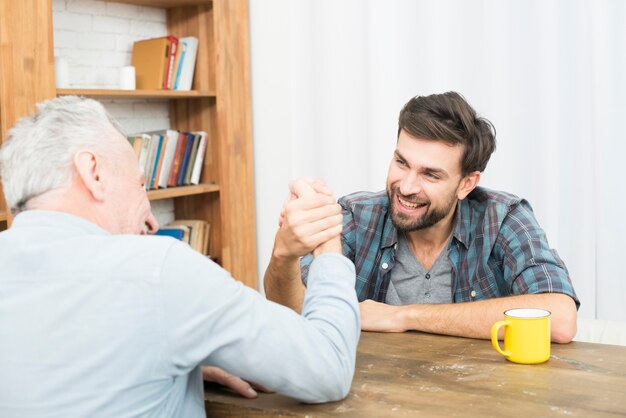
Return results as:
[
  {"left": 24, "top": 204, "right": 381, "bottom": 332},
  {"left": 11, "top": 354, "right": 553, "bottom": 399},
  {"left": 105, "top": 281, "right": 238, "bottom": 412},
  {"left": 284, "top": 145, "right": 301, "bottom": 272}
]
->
[
  {"left": 275, "top": 179, "right": 404, "bottom": 332},
  {"left": 274, "top": 178, "right": 343, "bottom": 258}
]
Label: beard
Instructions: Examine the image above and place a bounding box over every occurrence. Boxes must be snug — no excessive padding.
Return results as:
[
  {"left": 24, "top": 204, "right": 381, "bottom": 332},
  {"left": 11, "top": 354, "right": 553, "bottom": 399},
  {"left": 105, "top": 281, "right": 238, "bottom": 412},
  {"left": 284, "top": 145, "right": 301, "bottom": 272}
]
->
[{"left": 387, "top": 184, "right": 457, "bottom": 232}]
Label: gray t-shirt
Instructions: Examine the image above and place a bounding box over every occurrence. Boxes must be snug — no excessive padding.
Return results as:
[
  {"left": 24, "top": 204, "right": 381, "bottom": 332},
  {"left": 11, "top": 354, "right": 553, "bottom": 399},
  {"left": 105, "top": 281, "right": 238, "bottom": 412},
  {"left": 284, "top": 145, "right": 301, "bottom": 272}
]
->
[{"left": 385, "top": 233, "right": 453, "bottom": 305}]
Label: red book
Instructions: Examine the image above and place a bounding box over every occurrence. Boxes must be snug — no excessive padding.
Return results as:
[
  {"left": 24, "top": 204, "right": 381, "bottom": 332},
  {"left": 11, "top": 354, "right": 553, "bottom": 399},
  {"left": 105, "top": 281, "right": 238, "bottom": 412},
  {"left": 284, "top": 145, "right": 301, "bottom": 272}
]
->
[
  {"left": 167, "top": 131, "right": 189, "bottom": 187},
  {"left": 163, "top": 36, "right": 178, "bottom": 89}
]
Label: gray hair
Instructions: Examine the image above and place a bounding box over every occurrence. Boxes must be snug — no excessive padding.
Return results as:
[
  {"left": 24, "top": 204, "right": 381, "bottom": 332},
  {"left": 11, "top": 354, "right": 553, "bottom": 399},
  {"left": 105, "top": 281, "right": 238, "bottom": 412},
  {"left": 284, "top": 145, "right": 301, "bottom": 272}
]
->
[{"left": 0, "top": 96, "right": 126, "bottom": 213}]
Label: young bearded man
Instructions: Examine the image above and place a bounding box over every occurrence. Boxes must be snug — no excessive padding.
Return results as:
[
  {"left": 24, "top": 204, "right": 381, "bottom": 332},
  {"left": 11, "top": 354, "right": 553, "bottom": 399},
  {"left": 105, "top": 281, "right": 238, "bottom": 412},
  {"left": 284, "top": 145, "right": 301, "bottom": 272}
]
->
[{"left": 264, "top": 91, "right": 579, "bottom": 343}]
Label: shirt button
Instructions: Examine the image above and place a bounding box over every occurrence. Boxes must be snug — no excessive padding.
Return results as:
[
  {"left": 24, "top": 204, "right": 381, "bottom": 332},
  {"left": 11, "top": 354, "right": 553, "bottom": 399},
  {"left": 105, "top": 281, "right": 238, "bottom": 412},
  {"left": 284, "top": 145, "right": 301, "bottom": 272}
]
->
[
  {"left": 425, "top": 292, "right": 431, "bottom": 298},
  {"left": 381, "top": 262, "right": 389, "bottom": 270},
  {"left": 470, "top": 290, "right": 476, "bottom": 298},
  {"left": 425, "top": 273, "right": 431, "bottom": 280}
]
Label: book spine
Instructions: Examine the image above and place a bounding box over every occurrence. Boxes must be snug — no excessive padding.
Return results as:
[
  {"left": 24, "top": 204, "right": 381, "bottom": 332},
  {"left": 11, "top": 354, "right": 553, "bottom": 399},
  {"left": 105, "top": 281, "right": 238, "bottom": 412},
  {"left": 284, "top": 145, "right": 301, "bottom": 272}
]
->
[
  {"left": 184, "top": 133, "right": 201, "bottom": 185},
  {"left": 152, "top": 135, "right": 168, "bottom": 189},
  {"left": 150, "top": 135, "right": 164, "bottom": 189},
  {"left": 138, "top": 134, "right": 151, "bottom": 178},
  {"left": 144, "top": 136, "right": 158, "bottom": 190},
  {"left": 164, "top": 36, "right": 178, "bottom": 90},
  {"left": 173, "top": 41, "right": 187, "bottom": 90},
  {"left": 190, "top": 132, "right": 207, "bottom": 185},
  {"left": 177, "top": 133, "right": 195, "bottom": 186},
  {"left": 158, "top": 130, "right": 179, "bottom": 188},
  {"left": 167, "top": 132, "right": 188, "bottom": 187}
]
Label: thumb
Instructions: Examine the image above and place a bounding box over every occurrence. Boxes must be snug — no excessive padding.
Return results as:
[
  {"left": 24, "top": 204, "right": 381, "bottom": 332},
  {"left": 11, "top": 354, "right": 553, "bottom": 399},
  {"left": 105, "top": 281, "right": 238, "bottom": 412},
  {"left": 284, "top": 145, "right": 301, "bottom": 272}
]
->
[{"left": 289, "top": 178, "right": 316, "bottom": 198}]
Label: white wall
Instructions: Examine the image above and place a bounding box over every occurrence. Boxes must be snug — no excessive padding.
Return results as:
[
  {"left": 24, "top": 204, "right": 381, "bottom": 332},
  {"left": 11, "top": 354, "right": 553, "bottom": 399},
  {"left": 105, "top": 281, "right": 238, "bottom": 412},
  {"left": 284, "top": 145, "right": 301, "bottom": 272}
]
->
[{"left": 249, "top": 0, "right": 626, "bottom": 322}]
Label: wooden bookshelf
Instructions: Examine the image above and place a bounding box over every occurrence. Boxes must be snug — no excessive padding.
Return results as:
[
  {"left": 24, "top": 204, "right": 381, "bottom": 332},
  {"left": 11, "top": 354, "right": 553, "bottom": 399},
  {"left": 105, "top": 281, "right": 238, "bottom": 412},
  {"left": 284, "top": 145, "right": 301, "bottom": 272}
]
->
[
  {"left": 0, "top": 0, "right": 258, "bottom": 288},
  {"left": 57, "top": 89, "right": 216, "bottom": 99},
  {"left": 111, "top": 0, "right": 211, "bottom": 8},
  {"left": 147, "top": 183, "right": 219, "bottom": 200}
]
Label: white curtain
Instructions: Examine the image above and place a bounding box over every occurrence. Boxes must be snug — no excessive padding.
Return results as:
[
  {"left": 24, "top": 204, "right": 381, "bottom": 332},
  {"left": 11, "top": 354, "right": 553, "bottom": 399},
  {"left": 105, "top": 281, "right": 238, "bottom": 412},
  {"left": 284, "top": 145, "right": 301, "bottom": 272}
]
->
[{"left": 249, "top": 0, "right": 626, "bottom": 321}]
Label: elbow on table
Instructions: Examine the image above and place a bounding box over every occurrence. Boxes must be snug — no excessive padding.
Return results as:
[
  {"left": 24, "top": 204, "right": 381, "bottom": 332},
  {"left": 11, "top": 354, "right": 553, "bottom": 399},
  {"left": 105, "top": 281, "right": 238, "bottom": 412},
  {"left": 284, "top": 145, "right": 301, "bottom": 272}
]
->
[
  {"left": 551, "top": 299, "right": 578, "bottom": 344},
  {"left": 303, "top": 372, "right": 353, "bottom": 403},
  {"left": 298, "top": 356, "right": 355, "bottom": 403},
  {"left": 552, "top": 320, "right": 577, "bottom": 344}
]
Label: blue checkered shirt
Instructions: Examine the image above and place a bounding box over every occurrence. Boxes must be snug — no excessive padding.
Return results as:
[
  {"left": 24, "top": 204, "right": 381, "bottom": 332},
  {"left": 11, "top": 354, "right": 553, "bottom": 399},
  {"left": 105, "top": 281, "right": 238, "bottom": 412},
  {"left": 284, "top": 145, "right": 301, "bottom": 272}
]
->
[{"left": 301, "top": 187, "right": 579, "bottom": 307}]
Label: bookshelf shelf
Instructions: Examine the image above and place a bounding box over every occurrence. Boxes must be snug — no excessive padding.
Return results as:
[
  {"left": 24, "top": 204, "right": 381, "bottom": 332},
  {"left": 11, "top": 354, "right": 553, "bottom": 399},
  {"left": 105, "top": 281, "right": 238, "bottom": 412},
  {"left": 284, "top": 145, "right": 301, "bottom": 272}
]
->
[
  {"left": 110, "top": 0, "right": 211, "bottom": 8},
  {"left": 147, "top": 183, "right": 219, "bottom": 200},
  {"left": 57, "top": 89, "right": 216, "bottom": 99}
]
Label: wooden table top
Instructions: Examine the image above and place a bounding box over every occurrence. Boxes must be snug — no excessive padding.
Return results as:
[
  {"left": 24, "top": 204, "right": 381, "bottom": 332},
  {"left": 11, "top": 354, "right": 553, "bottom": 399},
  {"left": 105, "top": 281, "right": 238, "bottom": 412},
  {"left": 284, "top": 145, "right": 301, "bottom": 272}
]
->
[{"left": 204, "top": 331, "right": 626, "bottom": 417}]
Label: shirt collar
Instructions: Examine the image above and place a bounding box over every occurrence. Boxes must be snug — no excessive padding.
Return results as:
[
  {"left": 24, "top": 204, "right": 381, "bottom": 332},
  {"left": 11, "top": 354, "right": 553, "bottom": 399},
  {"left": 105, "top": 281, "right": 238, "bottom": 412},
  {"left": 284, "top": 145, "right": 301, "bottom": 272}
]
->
[
  {"left": 452, "top": 199, "right": 472, "bottom": 249},
  {"left": 11, "top": 210, "right": 111, "bottom": 236},
  {"left": 381, "top": 197, "right": 398, "bottom": 249}
]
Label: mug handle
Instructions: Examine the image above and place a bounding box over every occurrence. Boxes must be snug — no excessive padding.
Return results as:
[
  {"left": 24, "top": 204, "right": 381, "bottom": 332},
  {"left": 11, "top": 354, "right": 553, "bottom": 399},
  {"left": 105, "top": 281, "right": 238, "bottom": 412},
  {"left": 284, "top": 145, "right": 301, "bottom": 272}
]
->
[{"left": 491, "top": 320, "right": 512, "bottom": 357}]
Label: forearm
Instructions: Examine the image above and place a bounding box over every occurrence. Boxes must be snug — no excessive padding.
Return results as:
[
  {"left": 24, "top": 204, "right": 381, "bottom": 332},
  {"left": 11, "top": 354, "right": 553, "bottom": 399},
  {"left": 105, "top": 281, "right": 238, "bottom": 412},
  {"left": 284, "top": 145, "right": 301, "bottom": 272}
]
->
[
  {"left": 215, "top": 254, "right": 359, "bottom": 403},
  {"left": 399, "top": 293, "right": 577, "bottom": 343},
  {"left": 263, "top": 253, "right": 306, "bottom": 313}
]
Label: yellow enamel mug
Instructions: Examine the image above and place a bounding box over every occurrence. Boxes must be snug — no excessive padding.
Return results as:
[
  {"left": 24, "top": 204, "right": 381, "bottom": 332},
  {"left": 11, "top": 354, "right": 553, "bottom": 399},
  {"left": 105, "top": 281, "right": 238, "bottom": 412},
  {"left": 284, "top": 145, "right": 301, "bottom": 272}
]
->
[{"left": 491, "top": 308, "right": 551, "bottom": 364}]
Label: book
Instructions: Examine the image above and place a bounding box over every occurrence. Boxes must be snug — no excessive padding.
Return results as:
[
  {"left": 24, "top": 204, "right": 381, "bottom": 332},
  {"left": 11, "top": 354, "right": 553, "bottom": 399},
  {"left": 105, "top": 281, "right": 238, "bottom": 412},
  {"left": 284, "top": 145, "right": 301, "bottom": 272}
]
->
[
  {"left": 131, "top": 37, "right": 170, "bottom": 89},
  {"left": 130, "top": 135, "right": 143, "bottom": 158},
  {"left": 148, "top": 134, "right": 164, "bottom": 189},
  {"left": 136, "top": 134, "right": 152, "bottom": 179},
  {"left": 151, "top": 134, "right": 166, "bottom": 190},
  {"left": 171, "top": 39, "right": 185, "bottom": 89},
  {"left": 167, "top": 131, "right": 189, "bottom": 187},
  {"left": 202, "top": 223, "right": 210, "bottom": 255},
  {"left": 175, "top": 36, "right": 198, "bottom": 91},
  {"left": 154, "top": 226, "right": 186, "bottom": 240},
  {"left": 143, "top": 135, "right": 159, "bottom": 190},
  {"left": 190, "top": 131, "right": 207, "bottom": 185},
  {"left": 167, "top": 219, "right": 210, "bottom": 254},
  {"left": 184, "top": 131, "right": 202, "bottom": 185},
  {"left": 177, "top": 132, "right": 195, "bottom": 186},
  {"left": 163, "top": 36, "right": 178, "bottom": 89},
  {"left": 157, "top": 129, "right": 180, "bottom": 188},
  {"left": 173, "top": 40, "right": 187, "bottom": 90}
]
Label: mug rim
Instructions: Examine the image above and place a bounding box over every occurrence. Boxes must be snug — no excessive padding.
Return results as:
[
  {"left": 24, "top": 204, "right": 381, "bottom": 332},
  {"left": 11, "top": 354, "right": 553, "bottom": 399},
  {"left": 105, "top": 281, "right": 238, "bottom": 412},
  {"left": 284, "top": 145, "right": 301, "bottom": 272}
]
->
[{"left": 504, "top": 308, "right": 551, "bottom": 318}]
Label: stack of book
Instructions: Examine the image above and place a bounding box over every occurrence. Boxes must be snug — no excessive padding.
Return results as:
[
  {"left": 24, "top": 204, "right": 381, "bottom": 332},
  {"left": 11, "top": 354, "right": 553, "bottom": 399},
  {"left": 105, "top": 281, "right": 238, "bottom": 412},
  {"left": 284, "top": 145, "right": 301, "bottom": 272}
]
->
[
  {"left": 131, "top": 36, "right": 199, "bottom": 90},
  {"left": 127, "top": 130, "right": 208, "bottom": 190},
  {"left": 155, "top": 219, "right": 211, "bottom": 255}
]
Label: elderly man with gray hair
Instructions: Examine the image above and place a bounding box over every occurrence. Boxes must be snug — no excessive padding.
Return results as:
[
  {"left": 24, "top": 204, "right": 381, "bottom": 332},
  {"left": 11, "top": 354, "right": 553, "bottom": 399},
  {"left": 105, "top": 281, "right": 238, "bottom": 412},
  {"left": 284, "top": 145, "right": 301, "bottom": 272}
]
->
[{"left": 0, "top": 96, "right": 359, "bottom": 417}]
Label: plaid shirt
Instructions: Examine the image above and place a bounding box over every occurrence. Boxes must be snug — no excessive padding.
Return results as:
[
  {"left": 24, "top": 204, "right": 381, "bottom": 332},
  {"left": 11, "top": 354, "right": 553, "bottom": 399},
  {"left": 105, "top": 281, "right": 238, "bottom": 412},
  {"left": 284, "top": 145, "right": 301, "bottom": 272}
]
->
[{"left": 301, "top": 187, "right": 579, "bottom": 307}]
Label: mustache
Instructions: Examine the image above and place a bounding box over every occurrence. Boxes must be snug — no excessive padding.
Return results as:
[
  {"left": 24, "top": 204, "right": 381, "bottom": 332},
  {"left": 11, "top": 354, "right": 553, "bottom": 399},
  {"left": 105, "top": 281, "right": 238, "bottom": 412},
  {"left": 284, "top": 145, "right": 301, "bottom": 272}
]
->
[{"left": 390, "top": 185, "right": 430, "bottom": 205}]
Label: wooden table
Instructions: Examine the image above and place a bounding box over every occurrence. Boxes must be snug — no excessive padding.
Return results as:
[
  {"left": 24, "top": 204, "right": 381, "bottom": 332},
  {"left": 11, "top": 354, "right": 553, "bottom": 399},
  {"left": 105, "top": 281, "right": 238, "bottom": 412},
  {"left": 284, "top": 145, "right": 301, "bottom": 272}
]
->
[{"left": 204, "top": 331, "right": 626, "bottom": 417}]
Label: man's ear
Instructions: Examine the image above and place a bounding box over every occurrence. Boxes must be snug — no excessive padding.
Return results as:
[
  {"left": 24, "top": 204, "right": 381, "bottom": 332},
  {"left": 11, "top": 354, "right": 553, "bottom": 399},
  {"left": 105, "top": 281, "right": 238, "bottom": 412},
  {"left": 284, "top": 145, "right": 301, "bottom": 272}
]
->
[
  {"left": 74, "top": 150, "right": 106, "bottom": 201},
  {"left": 456, "top": 171, "right": 481, "bottom": 200}
]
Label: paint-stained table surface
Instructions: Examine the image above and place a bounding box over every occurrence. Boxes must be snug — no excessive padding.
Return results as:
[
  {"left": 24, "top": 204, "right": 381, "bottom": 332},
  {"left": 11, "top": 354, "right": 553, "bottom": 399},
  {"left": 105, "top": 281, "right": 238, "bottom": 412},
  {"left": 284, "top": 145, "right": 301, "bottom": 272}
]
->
[{"left": 204, "top": 331, "right": 626, "bottom": 417}]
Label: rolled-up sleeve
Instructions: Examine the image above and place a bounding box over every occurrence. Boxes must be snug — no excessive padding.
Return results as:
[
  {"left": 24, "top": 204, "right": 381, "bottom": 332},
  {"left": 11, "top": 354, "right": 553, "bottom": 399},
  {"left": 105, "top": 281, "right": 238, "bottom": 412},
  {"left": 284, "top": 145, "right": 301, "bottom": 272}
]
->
[{"left": 497, "top": 201, "right": 580, "bottom": 308}]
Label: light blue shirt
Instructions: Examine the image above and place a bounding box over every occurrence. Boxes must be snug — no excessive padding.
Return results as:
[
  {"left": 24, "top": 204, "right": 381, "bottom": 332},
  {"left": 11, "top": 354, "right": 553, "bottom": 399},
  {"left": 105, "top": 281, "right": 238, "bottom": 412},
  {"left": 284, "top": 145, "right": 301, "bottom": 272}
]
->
[{"left": 0, "top": 211, "right": 359, "bottom": 417}]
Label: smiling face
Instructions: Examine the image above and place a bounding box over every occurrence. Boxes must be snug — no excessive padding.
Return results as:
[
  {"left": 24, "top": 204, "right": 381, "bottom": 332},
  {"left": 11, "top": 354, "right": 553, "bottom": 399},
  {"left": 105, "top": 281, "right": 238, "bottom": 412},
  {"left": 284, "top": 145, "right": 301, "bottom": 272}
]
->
[{"left": 386, "top": 130, "right": 475, "bottom": 233}]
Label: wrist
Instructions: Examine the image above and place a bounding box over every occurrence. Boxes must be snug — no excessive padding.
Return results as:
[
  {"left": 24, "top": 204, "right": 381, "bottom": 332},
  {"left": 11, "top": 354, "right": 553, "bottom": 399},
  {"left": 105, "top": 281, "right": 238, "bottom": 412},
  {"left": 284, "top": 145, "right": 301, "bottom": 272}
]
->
[
  {"left": 313, "top": 236, "right": 342, "bottom": 257},
  {"left": 271, "top": 246, "right": 300, "bottom": 266},
  {"left": 397, "top": 305, "right": 417, "bottom": 332}
]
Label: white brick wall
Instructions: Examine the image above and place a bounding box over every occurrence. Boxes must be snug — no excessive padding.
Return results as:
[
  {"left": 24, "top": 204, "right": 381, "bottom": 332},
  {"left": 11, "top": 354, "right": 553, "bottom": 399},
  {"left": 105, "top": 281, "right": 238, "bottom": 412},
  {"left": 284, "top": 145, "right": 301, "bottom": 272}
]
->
[
  {"left": 53, "top": 0, "right": 166, "bottom": 89},
  {"left": 53, "top": 0, "right": 174, "bottom": 225}
]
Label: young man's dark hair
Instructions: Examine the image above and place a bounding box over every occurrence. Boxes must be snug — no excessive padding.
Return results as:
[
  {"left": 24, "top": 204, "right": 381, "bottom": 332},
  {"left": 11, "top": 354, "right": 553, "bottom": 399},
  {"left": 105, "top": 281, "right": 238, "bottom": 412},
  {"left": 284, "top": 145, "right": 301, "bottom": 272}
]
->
[{"left": 398, "top": 91, "right": 497, "bottom": 175}]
